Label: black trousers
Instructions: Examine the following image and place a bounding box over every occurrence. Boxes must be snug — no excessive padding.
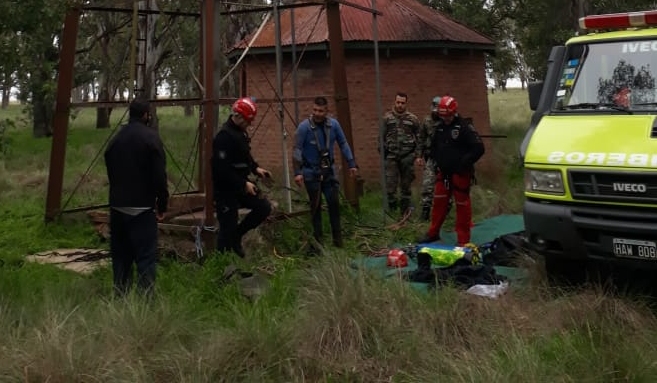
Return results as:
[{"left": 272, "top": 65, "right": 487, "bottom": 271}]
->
[
  {"left": 109, "top": 208, "right": 158, "bottom": 298},
  {"left": 304, "top": 175, "right": 342, "bottom": 247},
  {"left": 215, "top": 192, "right": 272, "bottom": 255}
]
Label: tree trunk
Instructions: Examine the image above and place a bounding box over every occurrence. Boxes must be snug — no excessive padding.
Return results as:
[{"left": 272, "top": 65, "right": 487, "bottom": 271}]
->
[
  {"left": 82, "top": 83, "right": 90, "bottom": 102},
  {"left": 96, "top": 76, "right": 111, "bottom": 129},
  {"left": 32, "top": 68, "right": 53, "bottom": 138},
  {"left": 137, "top": 0, "right": 161, "bottom": 130},
  {"left": 1, "top": 72, "right": 10, "bottom": 108},
  {"left": 32, "top": 97, "right": 53, "bottom": 137},
  {"left": 1, "top": 88, "right": 8, "bottom": 109}
]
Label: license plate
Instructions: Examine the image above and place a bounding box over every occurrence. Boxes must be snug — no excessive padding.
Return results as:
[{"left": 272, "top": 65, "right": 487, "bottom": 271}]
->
[{"left": 612, "top": 238, "right": 657, "bottom": 260}]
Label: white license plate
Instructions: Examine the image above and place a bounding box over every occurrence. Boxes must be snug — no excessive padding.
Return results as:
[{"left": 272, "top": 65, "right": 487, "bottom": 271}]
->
[{"left": 612, "top": 238, "right": 657, "bottom": 260}]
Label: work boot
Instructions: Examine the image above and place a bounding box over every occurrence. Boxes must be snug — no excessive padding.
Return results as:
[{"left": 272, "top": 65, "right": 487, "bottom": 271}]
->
[
  {"left": 233, "top": 244, "right": 246, "bottom": 258},
  {"left": 417, "top": 233, "right": 440, "bottom": 244},
  {"left": 232, "top": 236, "right": 246, "bottom": 258},
  {"left": 400, "top": 200, "right": 410, "bottom": 216},
  {"left": 388, "top": 201, "right": 398, "bottom": 213},
  {"left": 420, "top": 206, "right": 431, "bottom": 222},
  {"left": 332, "top": 234, "right": 344, "bottom": 248}
]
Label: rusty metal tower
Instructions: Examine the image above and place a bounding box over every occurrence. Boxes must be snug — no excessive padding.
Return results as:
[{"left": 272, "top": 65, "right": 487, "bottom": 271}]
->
[{"left": 46, "top": 0, "right": 382, "bottom": 250}]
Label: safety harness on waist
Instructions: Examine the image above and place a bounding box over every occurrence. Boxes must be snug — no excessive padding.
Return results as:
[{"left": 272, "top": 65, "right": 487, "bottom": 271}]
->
[{"left": 303, "top": 118, "right": 333, "bottom": 171}]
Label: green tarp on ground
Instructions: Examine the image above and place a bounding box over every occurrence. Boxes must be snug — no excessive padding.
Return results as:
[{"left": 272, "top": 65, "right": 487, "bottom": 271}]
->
[{"left": 351, "top": 214, "right": 528, "bottom": 288}]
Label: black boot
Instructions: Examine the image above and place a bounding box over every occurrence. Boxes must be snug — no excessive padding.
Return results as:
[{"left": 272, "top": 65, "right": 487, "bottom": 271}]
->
[
  {"left": 333, "top": 234, "right": 344, "bottom": 248},
  {"left": 399, "top": 200, "right": 411, "bottom": 216},
  {"left": 420, "top": 206, "right": 431, "bottom": 222},
  {"left": 417, "top": 233, "right": 440, "bottom": 243},
  {"left": 232, "top": 233, "right": 246, "bottom": 258},
  {"left": 388, "top": 201, "right": 397, "bottom": 212},
  {"left": 232, "top": 240, "right": 246, "bottom": 258}
]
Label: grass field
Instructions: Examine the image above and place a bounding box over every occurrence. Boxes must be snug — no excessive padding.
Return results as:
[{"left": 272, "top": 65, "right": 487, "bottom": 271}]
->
[{"left": 2, "top": 90, "right": 657, "bottom": 382}]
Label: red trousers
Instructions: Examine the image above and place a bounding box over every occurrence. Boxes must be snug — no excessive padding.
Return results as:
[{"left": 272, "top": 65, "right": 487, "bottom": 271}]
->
[{"left": 427, "top": 171, "right": 473, "bottom": 245}]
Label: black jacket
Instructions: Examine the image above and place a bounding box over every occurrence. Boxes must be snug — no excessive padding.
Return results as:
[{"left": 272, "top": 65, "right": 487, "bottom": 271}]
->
[
  {"left": 104, "top": 118, "right": 169, "bottom": 212},
  {"left": 429, "top": 115, "right": 485, "bottom": 176},
  {"left": 212, "top": 117, "right": 259, "bottom": 199}
]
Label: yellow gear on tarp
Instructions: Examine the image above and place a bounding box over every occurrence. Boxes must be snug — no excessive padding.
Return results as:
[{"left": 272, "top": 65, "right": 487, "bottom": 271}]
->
[{"left": 417, "top": 243, "right": 480, "bottom": 267}]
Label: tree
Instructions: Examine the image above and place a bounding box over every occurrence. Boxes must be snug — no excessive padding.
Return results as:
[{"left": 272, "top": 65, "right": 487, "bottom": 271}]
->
[{"left": 424, "top": 0, "right": 520, "bottom": 89}]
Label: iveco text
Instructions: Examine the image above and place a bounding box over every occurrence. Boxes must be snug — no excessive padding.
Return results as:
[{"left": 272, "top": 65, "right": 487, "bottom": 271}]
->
[{"left": 612, "top": 183, "right": 647, "bottom": 192}]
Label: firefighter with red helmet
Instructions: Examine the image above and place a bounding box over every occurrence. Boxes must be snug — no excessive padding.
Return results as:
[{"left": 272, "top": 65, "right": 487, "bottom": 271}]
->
[
  {"left": 211, "top": 97, "right": 273, "bottom": 257},
  {"left": 419, "top": 96, "right": 485, "bottom": 246}
]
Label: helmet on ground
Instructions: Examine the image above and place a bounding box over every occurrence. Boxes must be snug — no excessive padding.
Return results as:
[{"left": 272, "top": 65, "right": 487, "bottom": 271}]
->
[
  {"left": 232, "top": 97, "right": 258, "bottom": 123},
  {"left": 438, "top": 96, "right": 458, "bottom": 117},
  {"left": 431, "top": 96, "right": 441, "bottom": 112},
  {"left": 387, "top": 248, "right": 409, "bottom": 268}
]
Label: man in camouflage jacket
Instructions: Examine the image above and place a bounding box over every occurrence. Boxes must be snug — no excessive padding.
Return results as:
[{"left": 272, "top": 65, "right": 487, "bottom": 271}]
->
[
  {"left": 379, "top": 92, "right": 423, "bottom": 215},
  {"left": 418, "top": 96, "right": 442, "bottom": 221}
]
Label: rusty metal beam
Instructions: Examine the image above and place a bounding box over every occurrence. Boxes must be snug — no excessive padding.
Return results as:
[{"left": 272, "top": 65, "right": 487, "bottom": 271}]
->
[
  {"left": 218, "top": 0, "right": 381, "bottom": 16},
  {"left": 325, "top": 0, "right": 359, "bottom": 210},
  {"left": 82, "top": 6, "right": 200, "bottom": 18},
  {"left": 197, "top": 15, "right": 206, "bottom": 193},
  {"left": 220, "top": 1, "right": 323, "bottom": 15},
  {"left": 70, "top": 98, "right": 203, "bottom": 108},
  {"left": 69, "top": 95, "right": 329, "bottom": 109},
  {"left": 336, "top": 0, "right": 382, "bottom": 15},
  {"left": 61, "top": 190, "right": 202, "bottom": 215},
  {"left": 201, "top": 0, "right": 217, "bottom": 249},
  {"left": 46, "top": 8, "right": 81, "bottom": 222}
]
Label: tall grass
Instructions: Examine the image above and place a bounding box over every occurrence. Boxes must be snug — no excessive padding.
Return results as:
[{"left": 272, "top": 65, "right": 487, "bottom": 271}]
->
[{"left": 2, "top": 91, "right": 657, "bottom": 382}]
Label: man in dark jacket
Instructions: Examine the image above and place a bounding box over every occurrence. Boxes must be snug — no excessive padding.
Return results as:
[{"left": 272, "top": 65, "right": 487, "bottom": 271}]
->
[
  {"left": 212, "top": 97, "right": 272, "bottom": 258},
  {"left": 419, "top": 96, "right": 485, "bottom": 246},
  {"left": 104, "top": 98, "right": 169, "bottom": 298}
]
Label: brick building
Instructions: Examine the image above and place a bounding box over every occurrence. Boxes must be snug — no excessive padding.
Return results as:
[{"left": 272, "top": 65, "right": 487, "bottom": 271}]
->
[{"left": 228, "top": 0, "right": 496, "bottom": 186}]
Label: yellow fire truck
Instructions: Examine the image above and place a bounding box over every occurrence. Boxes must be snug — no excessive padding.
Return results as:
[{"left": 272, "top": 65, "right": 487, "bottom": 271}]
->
[{"left": 521, "top": 11, "right": 657, "bottom": 279}]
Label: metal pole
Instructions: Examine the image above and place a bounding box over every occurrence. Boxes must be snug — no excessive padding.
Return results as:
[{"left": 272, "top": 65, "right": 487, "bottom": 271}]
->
[
  {"left": 202, "top": 0, "right": 217, "bottom": 248},
  {"left": 291, "top": 8, "right": 300, "bottom": 126},
  {"left": 46, "top": 7, "right": 81, "bottom": 222},
  {"left": 213, "top": 0, "right": 223, "bottom": 137},
  {"left": 274, "top": 0, "right": 293, "bottom": 212},
  {"left": 197, "top": 8, "right": 205, "bottom": 191},
  {"left": 326, "top": 0, "right": 359, "bottom": 210},
  {"left": 372, "top": 0, "right": 387, "bottom": 217}
]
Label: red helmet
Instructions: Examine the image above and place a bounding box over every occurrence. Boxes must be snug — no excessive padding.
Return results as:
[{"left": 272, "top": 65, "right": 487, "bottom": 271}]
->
[
  {"left": 386, "top": 249, "right": 409, "bottom": 268},
  {"left": 438, "top": 96, "right": 458, "bottom": 117},
  {"left": 232, "top": 97, "right": 257, "bottom": 123}
]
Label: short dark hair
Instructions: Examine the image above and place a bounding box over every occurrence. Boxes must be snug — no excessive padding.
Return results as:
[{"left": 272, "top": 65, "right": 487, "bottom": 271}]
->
[
  {"left": 396, "top": 92, "right": 408, "bottom": 101},
  {"left": 129, "top": 98, "right": 150, "bottom": 119},
  {"left": 314, "top": 96, "right": 328, "bottom": 107}
]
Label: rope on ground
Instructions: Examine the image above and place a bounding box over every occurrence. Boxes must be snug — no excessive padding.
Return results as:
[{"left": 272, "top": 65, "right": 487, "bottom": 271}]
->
[
  {"left": 386, "top": 207, "right": 413, "bottom": 231},
  {"left": 192, "top": 225, "right": 203, "bottom": 260}
]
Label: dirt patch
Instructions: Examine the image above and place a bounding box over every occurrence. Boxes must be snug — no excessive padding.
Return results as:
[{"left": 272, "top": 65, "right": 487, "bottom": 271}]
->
[{"left": 25, "top": 248, "right": 110, "bottom": 274}]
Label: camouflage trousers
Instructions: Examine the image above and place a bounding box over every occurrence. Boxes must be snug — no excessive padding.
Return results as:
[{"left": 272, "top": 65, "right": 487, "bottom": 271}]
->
[
  {"left": 420, "top": 159, "right": 436, "bottom": 210},
  {"left": 385, "top": 155, "right": 416, "bottom": 213}
]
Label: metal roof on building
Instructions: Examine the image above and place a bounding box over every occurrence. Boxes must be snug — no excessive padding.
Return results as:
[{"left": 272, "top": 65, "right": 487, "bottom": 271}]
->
[{"left": 231, "top": 0, "right": 495, "bottom": 52}]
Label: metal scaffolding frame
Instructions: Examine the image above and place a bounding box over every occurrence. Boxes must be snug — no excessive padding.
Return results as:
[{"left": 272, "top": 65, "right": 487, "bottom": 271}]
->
[{"left": 45, "top": 0, "right": 385, "bottom": 249}]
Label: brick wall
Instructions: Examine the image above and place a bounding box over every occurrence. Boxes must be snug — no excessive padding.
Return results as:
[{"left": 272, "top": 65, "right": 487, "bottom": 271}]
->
[{"left": 242, "top": 48, "right": 493, "bottom": 188}]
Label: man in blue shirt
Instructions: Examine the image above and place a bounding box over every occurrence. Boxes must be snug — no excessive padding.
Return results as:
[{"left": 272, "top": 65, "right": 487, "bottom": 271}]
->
[{"left": 293, "top": 96, "right": 358, "bottom": 249}]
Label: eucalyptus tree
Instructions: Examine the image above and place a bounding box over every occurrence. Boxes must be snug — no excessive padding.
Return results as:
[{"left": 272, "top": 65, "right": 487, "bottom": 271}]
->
[
  {"left": 424, "top": 0, "right": 521, "bottom": 90},
  {"left": 3, "top": 0, "right": 71, "bottom": 137},
  {"left": 0, "top": 3, "right": 21, "bottom": 109},
  {"left": 515, "top": 0, "right": 657, "bottom": 80},
  {"left": 76, "top": 1, "right": 133, "bottom": 128}
]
